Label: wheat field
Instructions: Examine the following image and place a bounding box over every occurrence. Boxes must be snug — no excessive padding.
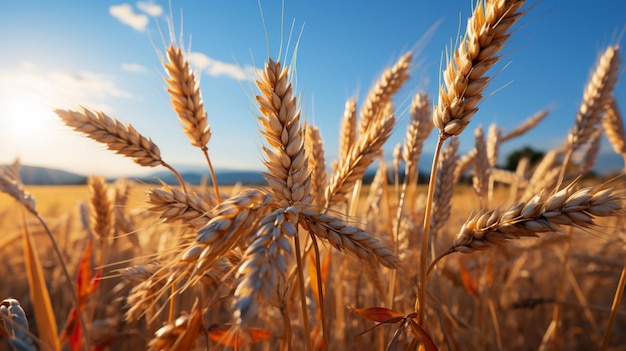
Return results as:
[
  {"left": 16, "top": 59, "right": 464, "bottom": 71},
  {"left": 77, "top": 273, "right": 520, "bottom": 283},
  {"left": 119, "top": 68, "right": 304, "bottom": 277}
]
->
[{"left": 1, "top": 0, "right": 626, "bottom": 350}]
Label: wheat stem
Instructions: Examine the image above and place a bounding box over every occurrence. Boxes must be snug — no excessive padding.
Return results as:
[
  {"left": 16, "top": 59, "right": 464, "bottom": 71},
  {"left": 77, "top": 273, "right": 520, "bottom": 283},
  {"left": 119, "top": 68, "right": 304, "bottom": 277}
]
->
[
  {"left": 602, "top": 262, "right": 626, "bottom": 350},
  {"left": 294, "top": 233, "right": 313, "bottom": 351},
  {"left": 416, "top": 134, "right": 445, "bottom": 324},
  {"left": 311, "top": 234, "right": 329, "bottom": 351}
]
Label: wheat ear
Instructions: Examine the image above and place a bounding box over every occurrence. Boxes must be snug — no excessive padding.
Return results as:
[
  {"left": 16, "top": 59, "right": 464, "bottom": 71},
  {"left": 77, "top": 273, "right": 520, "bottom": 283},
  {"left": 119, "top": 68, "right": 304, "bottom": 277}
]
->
[
  {"left": 429, "top": 181, "right": 623, "bottom": 272},
  {"left": 358, "top": 52, "right": 411, "bottom": 136},
  {"left": 567, "top": 46, "right": 620, "bottom": 152},
  {"left": 325, "top": 115, "right": 395, "bottom": 206},
  {"left": 88, "top": 176, "right": 113, "bottom": 240},
  {"left": 559, "top": 46, "right": 621, "bottom": 186},
  {"left": 501, "top": 109, "right": 549, "bottom": 142},
  {"left": 603, "top": 97, "right": 626, "bottom": 171},
  {"left": 338, "top": 98, "right": 357, "bottom": 163},
  {"left": 433, "top": 0, "right": 526, "bottom": 137},
  {"left": 163, "top": 44, "right": 221, "bottom": 201},
  {"left": 256, "top": 59, "right": 312, "bottom": 206},
  {"left": 0, "top": 298, "right": 36, "bottom": 351},
  {"left": 305, "top": 124, "right": 329, "bottom": 207},
  {"left": 300, "top": 208, "right": 399, "bottom": 268},
  {"left": 147, "top": 184, "right": 216, "bottom": 229},
  {"left": 55, "top": 107, "right": 188, "bottom": 192}
]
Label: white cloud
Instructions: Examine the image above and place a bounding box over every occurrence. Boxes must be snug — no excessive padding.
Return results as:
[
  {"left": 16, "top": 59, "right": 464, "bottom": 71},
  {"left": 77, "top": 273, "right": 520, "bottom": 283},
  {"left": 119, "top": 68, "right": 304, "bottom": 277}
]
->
[
  {"left": 121, "top": 63, "right": 149, "bottom": 73},
  {"left": 0, "top": 63, "right": 134, "bottom": 111},
  {"left": 189, "top": 52, "right": 256, "bottom": 81},
  {"left": 137, "top": 1, "right": 163, "bottom": 17},
  {"left": 109, "top": 3, "right": 149, "bottom": 31}
]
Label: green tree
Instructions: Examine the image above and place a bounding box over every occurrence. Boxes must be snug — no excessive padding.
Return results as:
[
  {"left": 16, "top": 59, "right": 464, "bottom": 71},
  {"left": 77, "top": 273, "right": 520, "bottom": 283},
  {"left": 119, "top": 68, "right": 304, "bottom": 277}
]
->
[{"left": 504, "top": 146, "right": 545, "bottom": 171}]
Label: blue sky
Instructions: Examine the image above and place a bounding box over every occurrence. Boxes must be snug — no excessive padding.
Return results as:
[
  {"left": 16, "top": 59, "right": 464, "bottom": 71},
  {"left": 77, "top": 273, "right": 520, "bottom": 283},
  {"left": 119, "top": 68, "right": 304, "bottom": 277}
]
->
[{"left": 0, "top": 1, "right": 625, "bottom": 177}]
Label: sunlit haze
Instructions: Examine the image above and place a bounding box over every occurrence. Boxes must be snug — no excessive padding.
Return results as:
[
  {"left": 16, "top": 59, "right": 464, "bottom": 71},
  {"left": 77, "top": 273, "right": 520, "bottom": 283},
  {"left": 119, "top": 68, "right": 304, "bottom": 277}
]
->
[{"left": 1, "top": 1, "right": 625, "bottom": 177}]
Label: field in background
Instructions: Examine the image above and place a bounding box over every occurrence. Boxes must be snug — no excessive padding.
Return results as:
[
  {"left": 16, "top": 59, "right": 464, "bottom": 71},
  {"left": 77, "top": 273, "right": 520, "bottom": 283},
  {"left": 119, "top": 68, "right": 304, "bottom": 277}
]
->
[{"left": 1, "top": 180, "right": 623, "bottom": 350}]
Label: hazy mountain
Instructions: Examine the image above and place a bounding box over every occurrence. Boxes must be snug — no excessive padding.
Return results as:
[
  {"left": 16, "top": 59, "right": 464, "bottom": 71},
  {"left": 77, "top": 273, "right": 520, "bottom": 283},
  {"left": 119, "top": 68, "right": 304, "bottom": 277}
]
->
[
  {"left": 4, "top": 152, "right": 624, "bottom": 186},
  {"left": 13, "top": 165, "right": 87, "bottom": 185},
  {"left": 139, "top": 169, "right": 266, "bottom": 186}
]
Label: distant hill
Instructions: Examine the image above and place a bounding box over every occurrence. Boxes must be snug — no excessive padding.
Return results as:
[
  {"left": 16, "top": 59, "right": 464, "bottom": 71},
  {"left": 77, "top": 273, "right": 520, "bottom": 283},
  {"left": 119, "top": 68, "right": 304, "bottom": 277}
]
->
[
  {"left": 5, "top": 153, "right": 623, "bottom": 186},
  {"left": 15, "top": 165, "right": 87, "bottom": 185},
  {"left": 139, "top": 169, "right": 267, "bottom": 186}
]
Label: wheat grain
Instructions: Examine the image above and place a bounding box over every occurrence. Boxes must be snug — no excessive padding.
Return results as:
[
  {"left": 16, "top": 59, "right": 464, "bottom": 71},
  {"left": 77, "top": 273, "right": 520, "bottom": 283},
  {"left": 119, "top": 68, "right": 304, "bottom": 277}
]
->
[
  {"left": 163, "top": 45, "right": 212, "bottom": 150},
  {"left": 433, "top": 0, "right": 526, "bottom": 137}
]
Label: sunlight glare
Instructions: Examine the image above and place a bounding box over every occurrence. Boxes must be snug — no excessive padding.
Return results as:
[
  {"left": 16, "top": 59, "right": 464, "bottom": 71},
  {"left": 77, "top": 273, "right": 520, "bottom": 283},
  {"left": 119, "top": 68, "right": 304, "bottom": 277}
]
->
[{"left": 0, "top": 93, "right": 57, "bottom": 142}]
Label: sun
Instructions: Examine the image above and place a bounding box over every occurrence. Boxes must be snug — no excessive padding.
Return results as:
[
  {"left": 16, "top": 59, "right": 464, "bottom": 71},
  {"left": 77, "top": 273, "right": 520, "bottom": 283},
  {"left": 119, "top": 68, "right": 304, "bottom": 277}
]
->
[{"left": 0, "top": 92, "right": 57, "bottom": 142}]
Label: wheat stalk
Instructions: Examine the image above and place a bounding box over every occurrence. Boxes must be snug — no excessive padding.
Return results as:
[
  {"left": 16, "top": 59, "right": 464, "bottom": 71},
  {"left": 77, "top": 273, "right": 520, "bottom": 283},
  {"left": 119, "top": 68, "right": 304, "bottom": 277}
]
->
[{"left": 433, "top": 0, "right": 526, "bottom": 138}]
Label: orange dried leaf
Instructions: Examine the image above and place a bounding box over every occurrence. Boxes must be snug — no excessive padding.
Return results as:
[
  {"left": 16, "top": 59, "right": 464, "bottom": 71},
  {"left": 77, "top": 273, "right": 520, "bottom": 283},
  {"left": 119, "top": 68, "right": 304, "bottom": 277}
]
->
[
  {"left": 169, "top": 308, "right": 204, "bottom": 351},
  {"left": 61, "top": 239, "right": 101, "bottom": 349},
  {"left": 408, "top": 320, "right": 438, "bottom": 351},
  {"left": 208, "top": 325, "right": 271, "bottom": 347},
  {"left": 458, "top": 258, "right": 479, "bottom": 298},
  {"left": 350, "top": 306, "right": 405, "bottom": 323},
  {"left": 308, "top": 251, "right": 331, "bottom": 305},
  {"left": 21, "top": 212, "right": 61, "bottom": 351}
]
